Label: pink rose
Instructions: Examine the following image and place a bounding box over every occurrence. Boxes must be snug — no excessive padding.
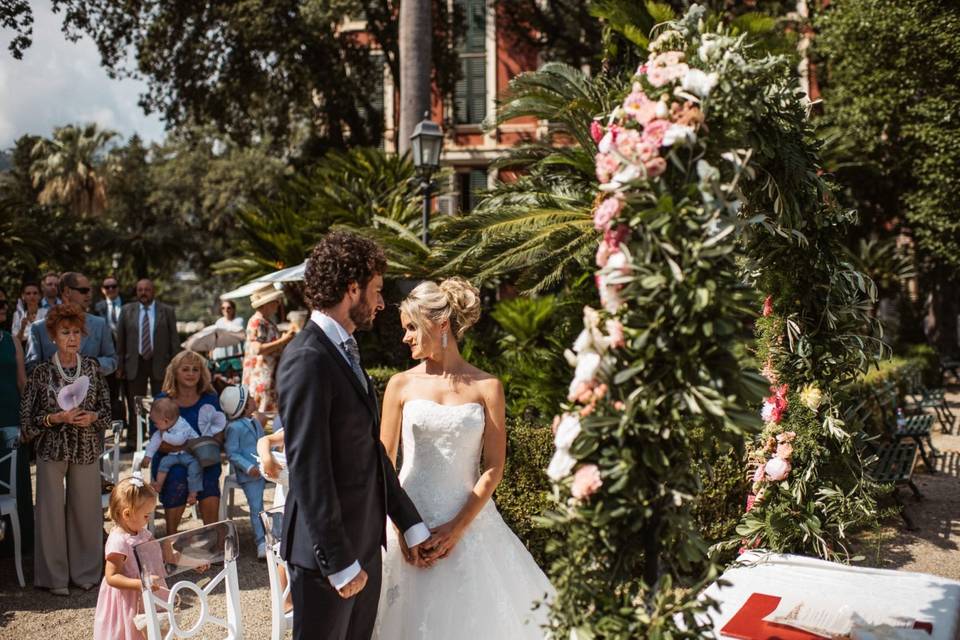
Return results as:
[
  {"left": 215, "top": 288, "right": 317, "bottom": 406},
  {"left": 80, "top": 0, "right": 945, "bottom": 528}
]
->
[
  {"left": 644, "top": 157, "right": 667, "bottom": 178},
  {"left": 604, "top": 224, "right": 630, "bottom": 248},
  {"left": 745, "top": 492, "right": 757, "bottom": 512},
  {"left": 590, "top": 121, "right": 603, "bottom": 144},
  {"left": 593, "top": 196, "right": 623, "bottom": 231},
  {"left": 623, "top": 85, "right": 659, "bottom": 125},
  {"left": 637, "top": 63, "right": 648, "bottom": 76},
  {"left": 614, "top": 129, "right": 643, "bottom": 160},
  {"left": 641, "top": 118, "right": 671, "bottom": 147},
  {"left": 571, "top": 464, "right": 603, "bottom": 499},
  {"left": 606, "top": 319, "right": 625, "bottom": 349},
  {"left": 646, "top": 52, "right": 689, "bottom": 88},
  {"left": 595, "top": 152, "right": 620, "bottom": 183},
  {"left": 776, "top": 442, "right": 793, "bottom": 460},
  {"left": 764, "top": 457, "right": 791, "bottom": 481},
  {"left": 752, "top": 464, "right": 765, "bottom": 484},
  {"left": 762, "top": 295, "right": 773, "bottom": 317},
  {"left": 595, "top": 242, "right": 612, "bottom": 268}
]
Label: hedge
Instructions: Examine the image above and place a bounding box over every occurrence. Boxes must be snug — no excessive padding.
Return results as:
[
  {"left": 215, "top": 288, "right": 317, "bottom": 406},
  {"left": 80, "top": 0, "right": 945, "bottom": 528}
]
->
[{"left": 369, "top": 349, "right": 941, "bottom": 567}]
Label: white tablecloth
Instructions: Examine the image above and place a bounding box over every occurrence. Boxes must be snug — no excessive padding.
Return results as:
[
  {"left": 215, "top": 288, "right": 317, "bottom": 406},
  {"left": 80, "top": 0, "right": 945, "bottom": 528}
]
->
[{"left": 700, "top": 552, "right": 960, "bottom": 639}]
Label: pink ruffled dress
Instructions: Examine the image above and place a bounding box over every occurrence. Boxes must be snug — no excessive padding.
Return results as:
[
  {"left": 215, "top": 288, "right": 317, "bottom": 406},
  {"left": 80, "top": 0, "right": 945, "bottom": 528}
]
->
[{"left": 93, "top": 527, "right": 157, "bottom": 640}]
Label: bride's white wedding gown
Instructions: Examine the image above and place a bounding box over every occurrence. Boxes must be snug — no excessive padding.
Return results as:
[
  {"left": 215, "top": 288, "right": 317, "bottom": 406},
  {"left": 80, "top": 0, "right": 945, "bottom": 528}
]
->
[{"left": 373, "top": 399, "right": 553, "bottom": 639}]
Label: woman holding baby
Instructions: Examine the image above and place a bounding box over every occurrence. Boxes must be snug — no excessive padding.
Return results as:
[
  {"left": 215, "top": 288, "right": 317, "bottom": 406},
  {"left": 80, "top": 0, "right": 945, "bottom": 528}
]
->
[
  {"left": 19, "top": 303, "right": 112, "bottom": 596},
  {"left": 149, "top": 349, "right": 225, "bottom": 535}
]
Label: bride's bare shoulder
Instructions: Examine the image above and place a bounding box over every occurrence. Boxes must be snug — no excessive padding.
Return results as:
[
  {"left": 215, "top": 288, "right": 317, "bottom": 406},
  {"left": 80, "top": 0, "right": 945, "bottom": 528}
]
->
[{"left": 463, "top": 364, "right": 502, "bottom": 389}]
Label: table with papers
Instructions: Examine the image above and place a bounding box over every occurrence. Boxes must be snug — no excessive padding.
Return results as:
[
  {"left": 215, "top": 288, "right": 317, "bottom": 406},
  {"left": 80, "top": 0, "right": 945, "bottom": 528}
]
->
[{"left": 700, "top": 552, "right": 960, "bottom": 639}]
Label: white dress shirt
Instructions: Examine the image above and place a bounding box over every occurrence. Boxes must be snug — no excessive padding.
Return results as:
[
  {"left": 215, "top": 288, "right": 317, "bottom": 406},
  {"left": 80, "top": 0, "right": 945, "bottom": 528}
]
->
[
  {"left": 106, "top": 296, "right": 122, "bottom": 331},
  {"left": 310, "top": 310, "right": 431, "bottom": 589},
  {"left": 139, "top": 301, "right": 156, "bottom": 355},
  {"left": 144, "top": 417, "right": 195, "bottom": 458}
]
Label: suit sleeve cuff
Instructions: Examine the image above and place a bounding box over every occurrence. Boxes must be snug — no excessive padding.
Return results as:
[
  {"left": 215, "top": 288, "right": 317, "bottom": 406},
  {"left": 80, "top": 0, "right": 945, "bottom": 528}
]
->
[
  {"left": 327, "top": 561, "right": 361, "bottom": 590},
  {"left": 403, "top": 522, "right": 431, "bottom": 548}
]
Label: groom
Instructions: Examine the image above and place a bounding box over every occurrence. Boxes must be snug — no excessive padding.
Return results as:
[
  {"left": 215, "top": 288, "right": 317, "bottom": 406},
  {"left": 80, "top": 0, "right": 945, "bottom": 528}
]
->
[{"left": 277, "top": 231, "right": 430, "bottom": 640}]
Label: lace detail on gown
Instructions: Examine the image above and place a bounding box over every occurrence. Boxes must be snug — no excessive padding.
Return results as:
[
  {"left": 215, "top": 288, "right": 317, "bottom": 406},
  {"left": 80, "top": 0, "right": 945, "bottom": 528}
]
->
[{"left": 373, "top": 399, "right": 553, "bottom": 640}]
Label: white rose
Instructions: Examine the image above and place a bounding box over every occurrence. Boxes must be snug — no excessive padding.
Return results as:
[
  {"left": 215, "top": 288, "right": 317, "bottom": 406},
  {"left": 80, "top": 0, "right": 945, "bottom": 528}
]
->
[
  {"left": 662, "top": 124, "right": 697, "bottom": 147},
  {"left": 554, "top": 414, "right": 582, "bottom": 449},
  {"left": 547, "top": 447, "right": 577, "bottom": 481},
  {"left": 573, "top": 352, "right": 601, "bottom": 387},
  {"left": 681, "top": 68, "right": 718, "bottom": 97}
]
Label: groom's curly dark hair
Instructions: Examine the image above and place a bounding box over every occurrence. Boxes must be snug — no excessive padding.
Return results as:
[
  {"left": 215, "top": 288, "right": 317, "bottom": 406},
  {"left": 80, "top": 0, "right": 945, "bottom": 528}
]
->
[{"left": 305, "top": 231, "right": 387, "bottom": 310}]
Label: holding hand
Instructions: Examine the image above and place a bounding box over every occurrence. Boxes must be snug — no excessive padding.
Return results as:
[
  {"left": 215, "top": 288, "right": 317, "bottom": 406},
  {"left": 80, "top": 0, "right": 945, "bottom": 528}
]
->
[
  {"left": 73, "top": 410, "right": 98, "bottom": 427},
  {"left": 261, "top": 454, "right": 281, "bottom": 480},
  {"left": 398, "top": 529, "right": 428, "bottom": 568},
  {"left": 337, "top": 569, "right": 368, "bottom": 599},
  {"left": 422, "top": 520, "right": 465, "bottom": 565}
]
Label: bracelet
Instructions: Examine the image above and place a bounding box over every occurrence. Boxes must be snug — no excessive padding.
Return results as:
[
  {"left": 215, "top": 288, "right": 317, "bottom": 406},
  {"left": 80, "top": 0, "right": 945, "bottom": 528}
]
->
[{"left": 44, "top": 414, "right": 53, "bottom": 427}]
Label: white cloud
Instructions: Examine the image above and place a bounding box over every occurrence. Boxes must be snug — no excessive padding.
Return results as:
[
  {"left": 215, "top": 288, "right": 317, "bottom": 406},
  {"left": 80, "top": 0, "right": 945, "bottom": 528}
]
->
[{"left": 0, "top": 2, "right": 165, "bottom": 148}]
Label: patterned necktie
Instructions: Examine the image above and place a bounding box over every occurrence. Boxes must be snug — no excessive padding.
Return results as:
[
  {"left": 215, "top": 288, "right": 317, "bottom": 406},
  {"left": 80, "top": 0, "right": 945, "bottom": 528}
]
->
[
  {"left": 140, "top": 305, "right": 153, "bottom": 360},
  {"left": 341, "top": 337, "right": 368, "bottom": 392}
]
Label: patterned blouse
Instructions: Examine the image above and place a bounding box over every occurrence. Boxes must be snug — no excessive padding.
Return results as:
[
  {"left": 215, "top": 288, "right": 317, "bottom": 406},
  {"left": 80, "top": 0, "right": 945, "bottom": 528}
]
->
[
  {"left": 19, "top": 356, "right": 111, "bottom": 464},
  {"left": 242, "top": 311, "right": 280, "bottom": 413}
]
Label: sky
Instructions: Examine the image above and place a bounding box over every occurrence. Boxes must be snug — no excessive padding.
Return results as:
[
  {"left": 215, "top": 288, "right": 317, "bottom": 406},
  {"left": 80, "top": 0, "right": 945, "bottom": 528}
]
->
[{"left": 0, "top": 2, "right": 166, "bottom": 149}]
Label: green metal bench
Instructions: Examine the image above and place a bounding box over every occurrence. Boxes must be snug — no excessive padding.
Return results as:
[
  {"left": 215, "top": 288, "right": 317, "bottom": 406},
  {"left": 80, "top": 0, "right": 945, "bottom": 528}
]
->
[
  {"left": 864, "top": 440, "right": 922, "bottom": 530},
  {"left": 904, "top": 367, "right": 956, "bottom": 434},
  {"left": 874, "top": 382, "right": 939, "bottom": 472}
]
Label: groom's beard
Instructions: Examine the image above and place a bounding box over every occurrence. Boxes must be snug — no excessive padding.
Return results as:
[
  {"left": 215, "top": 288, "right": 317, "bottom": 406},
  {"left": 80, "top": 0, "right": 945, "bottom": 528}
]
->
[{"left": 349, "top": 297, "right": 376, "bottom": 331}]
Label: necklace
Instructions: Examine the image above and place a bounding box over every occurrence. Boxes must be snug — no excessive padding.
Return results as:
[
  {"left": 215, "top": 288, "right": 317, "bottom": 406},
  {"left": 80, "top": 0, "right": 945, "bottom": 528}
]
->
[{"left": 53, "top": 352, "right": 82, "bottom": 384}]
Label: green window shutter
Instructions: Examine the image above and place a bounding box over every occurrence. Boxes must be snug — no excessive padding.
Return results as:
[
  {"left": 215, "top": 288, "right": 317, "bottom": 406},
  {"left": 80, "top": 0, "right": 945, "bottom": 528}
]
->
[
  {"left": 459, "top": 169, "right": 487, "bottom": 212},
  {"left": 466, "top": 0, "right": 486, "bottom": 53},
  {"left": 454, "top": 0, "right": 486, "bottom": 124},
  {"left": 455, "top": 64, "right": 469, "bottom": 124},
  {"left": 467, "top": 56, "right": 486, "bottom": 123}
]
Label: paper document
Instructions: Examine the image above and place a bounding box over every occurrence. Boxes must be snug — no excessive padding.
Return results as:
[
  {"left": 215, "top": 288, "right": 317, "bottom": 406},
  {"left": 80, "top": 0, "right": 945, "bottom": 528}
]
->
[{"left": 763, "top": 599, "right": 916, "bottom": 637}]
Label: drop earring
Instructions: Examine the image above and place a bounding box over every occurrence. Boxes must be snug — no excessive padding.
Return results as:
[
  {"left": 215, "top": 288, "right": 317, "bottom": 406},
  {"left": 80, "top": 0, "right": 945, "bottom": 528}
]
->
[{"left": 441, "top": 332, "right": 448, "bottom": 350}]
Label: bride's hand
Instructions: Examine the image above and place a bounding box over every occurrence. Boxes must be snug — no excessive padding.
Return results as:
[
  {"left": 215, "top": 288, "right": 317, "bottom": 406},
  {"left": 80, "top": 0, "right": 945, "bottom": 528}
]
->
[{"left": 422, "top": 520, "right": 464, "bottom": 564}]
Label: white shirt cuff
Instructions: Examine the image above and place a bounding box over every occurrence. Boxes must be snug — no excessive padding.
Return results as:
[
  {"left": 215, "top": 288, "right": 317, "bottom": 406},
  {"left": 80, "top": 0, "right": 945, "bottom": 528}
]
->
[
  {"left": 327, "top": 560, "right": 361, "bottom": 590},
  {"left": 403, "top": 522, "right": 431, "bottom": 548}
]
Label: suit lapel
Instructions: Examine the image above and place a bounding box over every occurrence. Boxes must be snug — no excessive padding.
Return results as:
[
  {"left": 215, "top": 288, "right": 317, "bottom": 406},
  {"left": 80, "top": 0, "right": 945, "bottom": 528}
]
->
[{"left": 309, "top": 323, "right": 377, "bottom": 418}]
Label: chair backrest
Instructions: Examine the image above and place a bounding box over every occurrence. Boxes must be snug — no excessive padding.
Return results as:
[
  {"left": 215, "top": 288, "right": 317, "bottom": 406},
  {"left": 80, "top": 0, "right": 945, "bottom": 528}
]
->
[
  {"left": 134, "top": 520, "right": 243, "bottom": 640},
  {"left": 260, "top": 506, "right": 291, "bottom": 638},
  {"left": 0, "top": 426, "right": 18, "bottom": 497},
  {"left": 135, "top": 395, "right": 152, "bottom": 452},
  {"left": 100, "top": 420, "right": 124, "bottom": 486}
]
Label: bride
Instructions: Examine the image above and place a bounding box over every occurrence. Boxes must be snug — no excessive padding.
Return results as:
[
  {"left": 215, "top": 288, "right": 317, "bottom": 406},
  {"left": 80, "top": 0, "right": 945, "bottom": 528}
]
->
[{"left": 372, "top": 278, "right": 553, "bottom": 639}]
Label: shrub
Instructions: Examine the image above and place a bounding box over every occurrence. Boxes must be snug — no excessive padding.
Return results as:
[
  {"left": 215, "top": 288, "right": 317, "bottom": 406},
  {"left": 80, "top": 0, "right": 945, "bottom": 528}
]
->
[{"left": 495, "top": 419, "right": 553, "bottom": 568}]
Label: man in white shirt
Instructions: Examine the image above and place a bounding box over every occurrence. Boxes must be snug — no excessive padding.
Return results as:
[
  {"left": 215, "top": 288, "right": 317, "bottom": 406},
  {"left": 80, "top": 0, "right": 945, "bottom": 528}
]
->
[{"left": 95, "top": 276, "right": 125, "bottom": 421}]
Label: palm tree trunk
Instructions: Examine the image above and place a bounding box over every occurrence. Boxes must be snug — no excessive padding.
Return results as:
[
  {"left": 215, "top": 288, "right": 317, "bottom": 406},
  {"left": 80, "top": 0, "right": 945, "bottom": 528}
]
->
[{"left": 398, "top": 0, "right": 432, "bottom": 156}]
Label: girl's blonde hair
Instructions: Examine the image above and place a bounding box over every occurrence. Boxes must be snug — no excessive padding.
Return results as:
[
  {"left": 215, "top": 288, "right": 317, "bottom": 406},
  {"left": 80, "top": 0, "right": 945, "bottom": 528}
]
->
[
  {"left": 161, "top": 350, "right": 215, "bottom": 398},
  {"left": 108, "top": 475, "right": 158, "bottom": 526},
  {"left": 400, "top": 277, "right": 481, "bottom": 344}
]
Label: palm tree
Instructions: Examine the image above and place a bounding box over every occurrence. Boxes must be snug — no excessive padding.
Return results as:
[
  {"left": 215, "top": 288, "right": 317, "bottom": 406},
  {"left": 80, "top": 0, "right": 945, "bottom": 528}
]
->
[
  {"left": 30, "top": 123, "right": 117, "bottom": 216},
  {"left": 215, "top": 148, "right": 448, "bottom": 282},
  {"left": 432, "top": 62, "right": 618, "bottom": 293},
  {"left": 398, "top": 0, "right": 432, "bottom": 154}
]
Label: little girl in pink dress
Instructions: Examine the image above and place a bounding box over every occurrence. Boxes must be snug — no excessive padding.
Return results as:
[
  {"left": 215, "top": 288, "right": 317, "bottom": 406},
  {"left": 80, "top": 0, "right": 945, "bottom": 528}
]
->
[{"left": 94, "top": 474, "right": 163, "bottom": 640}]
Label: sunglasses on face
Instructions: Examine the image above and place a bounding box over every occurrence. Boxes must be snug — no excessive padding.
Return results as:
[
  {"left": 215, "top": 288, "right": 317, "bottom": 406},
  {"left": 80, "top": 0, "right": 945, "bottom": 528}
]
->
[
  {"left": 103, "top": 284, "right": 118, "bottom": 290},
  {"left": 69, "top": 287, "right": 92, "bottom": 294},
  {"left": 0, "top": 300, "right": 8, "bottom": 308}
]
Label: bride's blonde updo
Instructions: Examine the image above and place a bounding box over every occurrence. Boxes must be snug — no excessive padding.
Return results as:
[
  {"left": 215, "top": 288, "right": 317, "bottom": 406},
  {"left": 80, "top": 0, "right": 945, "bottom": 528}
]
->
[{"left": 400, "top": 277, "right": 481, "bottom": 343}]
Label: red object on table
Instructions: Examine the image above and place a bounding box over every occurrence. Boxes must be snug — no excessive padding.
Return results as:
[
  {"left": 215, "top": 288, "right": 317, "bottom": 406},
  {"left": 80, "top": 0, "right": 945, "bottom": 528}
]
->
[
  {"left": 720, "top": 593, "right": 827, "bottom": 640},
  {"left": 720, "top": 594, "right": 933, "bottom": 639}
]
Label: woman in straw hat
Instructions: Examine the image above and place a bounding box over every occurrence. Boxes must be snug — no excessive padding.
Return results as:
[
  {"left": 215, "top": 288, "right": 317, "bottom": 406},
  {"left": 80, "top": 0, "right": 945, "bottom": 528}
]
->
[{"left": 242, "top": 285, "right": 296, "bottom": 413}]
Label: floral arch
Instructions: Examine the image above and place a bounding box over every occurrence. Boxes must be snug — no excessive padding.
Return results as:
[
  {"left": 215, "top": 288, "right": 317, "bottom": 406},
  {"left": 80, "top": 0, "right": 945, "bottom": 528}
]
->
[{"left": 544, "top": 6, "right": 883, "bottom": 637}]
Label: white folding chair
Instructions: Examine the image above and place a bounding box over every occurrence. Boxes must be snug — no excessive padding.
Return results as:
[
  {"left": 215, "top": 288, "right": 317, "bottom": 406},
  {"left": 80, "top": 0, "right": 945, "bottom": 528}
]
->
[
  {"left": 0, "top": 425, "right": 24, "bottom": 587},
  {"left": 218, "top": 474, "right": 241, "bottom": 522},
  {"left": 131, "top": 396, "right": 152, "bottom": 472},
  {"left": 100, "top": 420, "right": 124, "bottom": 510},
  {"left": 134, "top": 520, "right": 243, "bottom": 640},
  {"left": 260, "top": 506, "right": 292, "bottom": 640}
]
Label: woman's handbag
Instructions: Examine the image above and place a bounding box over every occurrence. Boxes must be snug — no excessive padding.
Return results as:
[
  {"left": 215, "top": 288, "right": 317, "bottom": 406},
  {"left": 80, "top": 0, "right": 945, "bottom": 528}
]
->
[{"left": 186, "top": 436, "right": 223, "bottom": 467}]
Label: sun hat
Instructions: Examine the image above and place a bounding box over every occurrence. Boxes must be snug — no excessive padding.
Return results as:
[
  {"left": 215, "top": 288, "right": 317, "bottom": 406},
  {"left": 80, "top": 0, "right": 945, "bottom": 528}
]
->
[
  {"left": 219, "top": 385, "right": 249, "bottom": 421},
  {"left": 249, "top": 284, "right": 284, "bottom": 310}
]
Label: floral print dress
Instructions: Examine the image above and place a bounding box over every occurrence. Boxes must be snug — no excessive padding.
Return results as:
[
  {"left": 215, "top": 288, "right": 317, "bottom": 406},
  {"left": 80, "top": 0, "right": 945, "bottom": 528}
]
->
[{"left": 242, "top": 311, "right": 279, "bottom": 413}]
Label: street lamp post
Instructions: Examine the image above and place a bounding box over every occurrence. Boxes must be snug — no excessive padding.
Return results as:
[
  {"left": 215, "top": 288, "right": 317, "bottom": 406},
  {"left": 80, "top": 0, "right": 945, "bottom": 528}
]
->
[{"left": 409, "top": 112, "right": 444, "bottom": 245}]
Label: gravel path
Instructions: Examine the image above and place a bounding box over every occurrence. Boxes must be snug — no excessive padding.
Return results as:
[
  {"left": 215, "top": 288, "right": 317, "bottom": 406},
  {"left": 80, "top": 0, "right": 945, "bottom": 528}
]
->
[{"left": 3, "top": 391, "right": 960, "bottom": 638}]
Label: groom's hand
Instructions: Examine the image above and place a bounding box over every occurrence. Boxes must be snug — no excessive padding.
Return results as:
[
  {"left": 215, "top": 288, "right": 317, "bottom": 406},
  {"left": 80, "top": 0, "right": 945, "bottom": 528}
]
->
[{"left": 337, "top": 569, "right": 368, "bottom": 599}]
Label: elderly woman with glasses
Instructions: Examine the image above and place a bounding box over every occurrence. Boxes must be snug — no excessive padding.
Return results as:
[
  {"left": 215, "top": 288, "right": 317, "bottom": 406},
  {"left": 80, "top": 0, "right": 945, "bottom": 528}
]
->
[{"left": 20, "top": 303, "right": 112, "bottom": 596}]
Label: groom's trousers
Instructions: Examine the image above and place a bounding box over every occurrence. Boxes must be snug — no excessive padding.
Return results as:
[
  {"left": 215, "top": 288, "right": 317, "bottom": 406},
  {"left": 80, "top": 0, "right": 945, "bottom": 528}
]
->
[{"left": 289, "top": 556, "right": 383, "bottom": 640}]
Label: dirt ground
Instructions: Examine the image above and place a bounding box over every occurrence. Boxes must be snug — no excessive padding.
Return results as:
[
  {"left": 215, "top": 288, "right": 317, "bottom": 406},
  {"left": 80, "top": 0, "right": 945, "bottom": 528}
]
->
[{"left": 3, "top": 393, "right": 960, "bottom": 638}]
